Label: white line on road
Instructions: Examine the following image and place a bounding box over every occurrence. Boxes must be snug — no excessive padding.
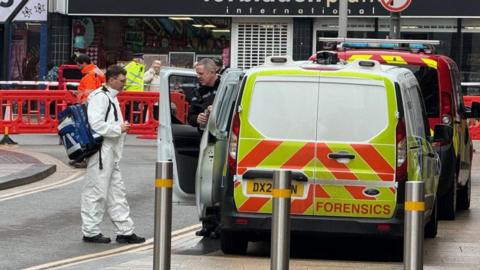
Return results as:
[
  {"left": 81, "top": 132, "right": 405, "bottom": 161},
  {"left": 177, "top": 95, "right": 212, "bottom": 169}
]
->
[
  {"left": 23, "top": 224, "right": 202, "bottom": 270},
  {"left": 0, "top": 171, "right": 84, "bottom": 202}
]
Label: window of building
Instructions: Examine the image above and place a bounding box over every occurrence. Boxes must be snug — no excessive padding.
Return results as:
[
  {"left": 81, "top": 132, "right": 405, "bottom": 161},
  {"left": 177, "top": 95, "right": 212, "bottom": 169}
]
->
[{"left": 71, "top": 17, "right": 231, "bottom": 69}]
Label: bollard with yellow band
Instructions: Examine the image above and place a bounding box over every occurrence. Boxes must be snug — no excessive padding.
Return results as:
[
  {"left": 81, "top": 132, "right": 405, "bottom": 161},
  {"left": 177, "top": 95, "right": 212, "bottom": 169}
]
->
[
  {"left": 153, "top": 161, "right": 173, "bottom": 270},
  {"left": 271, "top": 171, "right": 292, "bottom": 270},
  {"left": 404, "top": 181, "right": 425, "bottom": 270}
]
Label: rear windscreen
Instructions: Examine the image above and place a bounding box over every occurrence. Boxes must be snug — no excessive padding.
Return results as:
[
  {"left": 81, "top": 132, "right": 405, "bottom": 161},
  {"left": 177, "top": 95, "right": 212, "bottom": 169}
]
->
[
  {"left": 248, "top": 79, "right": 389, "bottom": 142},
  {"left": 402, "top": 65, "right": 439, "bottom": 117},
  {"left": 316, "top": 82, "right": 388, "bottom": 142}
]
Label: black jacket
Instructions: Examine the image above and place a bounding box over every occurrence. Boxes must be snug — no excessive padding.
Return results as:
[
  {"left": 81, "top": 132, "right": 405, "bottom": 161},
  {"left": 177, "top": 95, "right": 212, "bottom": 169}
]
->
[{"left": 187, "top": 77, "right": 221, "bottom": 127}]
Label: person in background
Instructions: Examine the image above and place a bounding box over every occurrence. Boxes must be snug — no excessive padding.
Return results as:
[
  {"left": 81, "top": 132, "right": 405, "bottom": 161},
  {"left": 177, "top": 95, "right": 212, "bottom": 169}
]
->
[
  {"left": 81, "top": 65, "right": 145, "bottom": 244},
  {"left": 124, "top": 53, "right": 145, "bottom": 92},
  {"left": 77, "top": 54, "right": 105, "bottom": 104},
  {"left": 187, "top": 58, "right": 221, "bottom": 238},
  {"left": 124, "top": 53, "right": 146, "bottom": 123},
  {"left": 45, "top": 62, "right": 59, "bottom": 81},
  {"left": 143, "top": 60, "right": 161, "bottom": 91}
]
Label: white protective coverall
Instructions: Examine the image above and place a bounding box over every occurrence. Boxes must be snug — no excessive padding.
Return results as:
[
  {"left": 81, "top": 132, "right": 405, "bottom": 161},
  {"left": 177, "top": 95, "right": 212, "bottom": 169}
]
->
[{"left": 81, "top": 86, "right": 135, "bottom": 237}]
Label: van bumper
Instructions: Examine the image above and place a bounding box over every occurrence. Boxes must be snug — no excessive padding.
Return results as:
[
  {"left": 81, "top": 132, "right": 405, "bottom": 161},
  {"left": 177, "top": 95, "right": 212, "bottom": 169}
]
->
[{"left": 221, "top": 200, "right": 405, "bottom": 239}]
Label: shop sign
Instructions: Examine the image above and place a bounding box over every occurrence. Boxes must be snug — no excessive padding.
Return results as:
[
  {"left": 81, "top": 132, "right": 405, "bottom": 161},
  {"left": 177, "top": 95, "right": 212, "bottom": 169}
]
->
[
  {"left": 0, "top": 0, "right": 22, "bottom": 22},
  {"left": 14, "top": 0, "right": 47, "bottom": 21},
  {"left": 67, "top": 0, "right": 480, "bottom": 17}
]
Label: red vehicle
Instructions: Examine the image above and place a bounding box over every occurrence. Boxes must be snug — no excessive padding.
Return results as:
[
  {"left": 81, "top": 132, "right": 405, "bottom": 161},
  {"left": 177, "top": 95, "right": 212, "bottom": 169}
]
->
[{"left": 310, "top": 38, "right": 474, "bottom": 220}]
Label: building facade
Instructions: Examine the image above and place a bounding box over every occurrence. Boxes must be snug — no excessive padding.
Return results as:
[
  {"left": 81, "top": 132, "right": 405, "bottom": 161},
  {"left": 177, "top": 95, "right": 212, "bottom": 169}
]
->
[{"left": 42, "top": 0, "right": 480, "bottom": 81}]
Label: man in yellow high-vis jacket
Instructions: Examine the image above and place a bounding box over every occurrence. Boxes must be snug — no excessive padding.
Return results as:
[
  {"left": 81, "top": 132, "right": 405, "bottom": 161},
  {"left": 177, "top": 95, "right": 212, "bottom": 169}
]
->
[
  {"left": 124, "top": 53, "right": 145, "bottom": 92},
  {"left": 124, "top": 53, "right": 146, "bottom": 122}
]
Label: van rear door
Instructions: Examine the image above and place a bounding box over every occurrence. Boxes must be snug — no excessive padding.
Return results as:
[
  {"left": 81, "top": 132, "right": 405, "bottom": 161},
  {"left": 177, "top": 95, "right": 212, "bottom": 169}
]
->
[
  {"left": 314, "top": 76, "right": 397, "bottom": 219},
  {"left": 234, "top": 72, "right": 320, "bottom": 216}
]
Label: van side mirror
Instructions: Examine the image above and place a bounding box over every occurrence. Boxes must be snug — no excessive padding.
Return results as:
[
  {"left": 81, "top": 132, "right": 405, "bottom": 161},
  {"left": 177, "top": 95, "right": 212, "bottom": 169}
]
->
[
  {"left": 433, "top": 124, "right": 453, "bottom": 144},
  {"left": 467, "top": 102, "right": 480, "bottom": 118}
]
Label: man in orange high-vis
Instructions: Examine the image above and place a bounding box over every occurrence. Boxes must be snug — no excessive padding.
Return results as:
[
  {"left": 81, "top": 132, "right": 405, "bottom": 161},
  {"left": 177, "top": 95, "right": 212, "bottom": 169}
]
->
[{"left": 77, "top": 54, "right": 105, "bottom": 104}]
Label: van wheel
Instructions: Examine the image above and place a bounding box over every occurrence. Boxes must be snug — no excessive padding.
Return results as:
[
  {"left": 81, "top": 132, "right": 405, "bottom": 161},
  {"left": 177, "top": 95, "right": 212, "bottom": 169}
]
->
[
  {"left": 457, "top": 173, "right": 471, "bottom": 210},
  {"left": 425, "top": 199, "right": 438, "bottom": 238},
  {"left": 220, "top": 230, "right": 248, "bottom": 255},
  {"left": 439, "top": 171, "right": 457, "bottom": 220}
]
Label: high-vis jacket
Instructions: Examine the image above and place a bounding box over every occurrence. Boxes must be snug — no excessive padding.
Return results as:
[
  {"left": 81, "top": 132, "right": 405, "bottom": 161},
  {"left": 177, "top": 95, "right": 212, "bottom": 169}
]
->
[
  {"left": 124, "top": 61, "right": 145, "bottom": 92},
  {"left": 81, "top": 86, "right": 135, "bottom": 237},
  {"left": 78, "top": 64, "right": 105, "bottom": 103}
]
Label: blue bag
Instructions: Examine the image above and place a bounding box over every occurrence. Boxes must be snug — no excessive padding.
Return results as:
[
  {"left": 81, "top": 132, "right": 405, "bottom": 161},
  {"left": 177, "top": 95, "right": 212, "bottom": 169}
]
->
[{"left": 58, "top": 88, "right": 117, "bottom": 167}]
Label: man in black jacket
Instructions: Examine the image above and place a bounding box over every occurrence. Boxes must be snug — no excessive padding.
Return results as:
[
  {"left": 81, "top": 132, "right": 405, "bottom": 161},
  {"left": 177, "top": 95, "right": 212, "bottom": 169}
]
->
[
  {"left": 187, "top": 58, "right": 221, "bottom": 129},
  {"left": 187, "top": 58, "right": 221, "bottom": 238}
]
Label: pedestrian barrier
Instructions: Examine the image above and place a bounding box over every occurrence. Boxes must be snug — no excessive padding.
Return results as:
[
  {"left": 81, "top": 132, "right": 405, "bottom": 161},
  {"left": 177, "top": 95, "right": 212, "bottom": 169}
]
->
[
  {"left": 0, "top": 89, "right": 188, "bottom": 138},
  {"left": 271, "top": 171, "right": 291, "bottom": 270},
  {"left": 404, "top": 181, "right": 425, "bottom": 270},
  {"left": 463, "top": 96, "right": 480, "bottom": 140},
  {"left": 153, "top": 161, "right": 173, "bottom": 270}
]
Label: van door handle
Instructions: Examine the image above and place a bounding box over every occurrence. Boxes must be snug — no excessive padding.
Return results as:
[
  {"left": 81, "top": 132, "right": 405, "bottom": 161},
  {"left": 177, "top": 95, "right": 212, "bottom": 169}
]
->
[{"left": 328, "top": 152, "right": 355, "bottom": 160}]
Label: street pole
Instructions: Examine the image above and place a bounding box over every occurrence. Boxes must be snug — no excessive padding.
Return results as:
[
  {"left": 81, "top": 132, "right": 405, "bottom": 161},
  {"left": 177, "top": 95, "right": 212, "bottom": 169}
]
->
[
  {"left": 389, "top": 12, "right": 401, "bottom": 39},
  {"left": 404, "top": 181, "right": 425, "bottom": 270},
  {"left": 270, "top": 171, "right": 291, "bottom": 270},
  {"left": 338, "top": 0, "right": 348, "bottom": 37},
  {"left": 153, "top": 161, "right": 173, "bottom": 270}
]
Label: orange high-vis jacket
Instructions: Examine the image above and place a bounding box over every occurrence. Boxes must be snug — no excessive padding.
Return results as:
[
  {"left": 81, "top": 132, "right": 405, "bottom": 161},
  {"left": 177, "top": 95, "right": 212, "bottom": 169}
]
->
[{"left": 78, "top": 64, "right": 105, "bottom": 103}]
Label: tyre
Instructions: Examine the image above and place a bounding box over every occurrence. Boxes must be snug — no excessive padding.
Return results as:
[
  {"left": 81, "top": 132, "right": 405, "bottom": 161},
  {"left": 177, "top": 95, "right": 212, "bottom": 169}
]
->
[
  {"left": 439, "top": 171, "right": 457, "bottom": 220},
  {"left": 457, "top": 172, "right": 471, "bottom": 210},
  {"left": 425, "top": 199, "right": 438, "bottom": 238},
  {"left": 220, "top": 230, "right": 248, "bottom": 255}
]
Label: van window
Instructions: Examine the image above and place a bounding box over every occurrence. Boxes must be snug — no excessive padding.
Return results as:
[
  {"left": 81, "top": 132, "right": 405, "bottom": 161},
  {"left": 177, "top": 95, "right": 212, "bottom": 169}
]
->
[
  {"left": 406, "top": 65, "right": 440, "bottom": 117},
  {"left": 248, "top": 81, "right": 318, "bottom": 141},
  {"left": 316, "top": 82, "right": 389, "bottom": 142}
]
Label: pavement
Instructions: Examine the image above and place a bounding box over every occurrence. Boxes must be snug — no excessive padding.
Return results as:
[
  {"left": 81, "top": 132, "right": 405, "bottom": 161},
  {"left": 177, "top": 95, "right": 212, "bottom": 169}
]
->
[
  {"left": 4, "top": 140, "right": 480, "bottom": 270},
  {"left": 0, "top": 145, "right": 56, "bottom": 190}
]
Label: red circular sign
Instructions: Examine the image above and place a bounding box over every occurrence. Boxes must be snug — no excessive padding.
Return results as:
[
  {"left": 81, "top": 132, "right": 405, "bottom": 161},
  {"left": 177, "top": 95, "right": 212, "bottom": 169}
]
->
[{"left": 380, "top": 0, "right": 412, "bottom": 12}]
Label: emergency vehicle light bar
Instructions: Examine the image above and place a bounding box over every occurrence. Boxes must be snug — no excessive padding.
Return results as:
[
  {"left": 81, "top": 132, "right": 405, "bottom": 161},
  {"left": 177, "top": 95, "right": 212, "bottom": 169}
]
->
[
  {"left": 318, "top": 38, "right": 440, "bottom": 53},
  {"left": 318, "top": 37, "right": 440, "bottom": 46}
]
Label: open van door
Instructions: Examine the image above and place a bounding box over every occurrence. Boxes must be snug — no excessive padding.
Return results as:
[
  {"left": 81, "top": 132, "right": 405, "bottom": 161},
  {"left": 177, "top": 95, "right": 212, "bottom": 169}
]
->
[
  {"left": 157, "top": 68, "right": 198, "bottom": 204},
  {"left": 195, "top": 68, "right": 244, "bottom": 218}
]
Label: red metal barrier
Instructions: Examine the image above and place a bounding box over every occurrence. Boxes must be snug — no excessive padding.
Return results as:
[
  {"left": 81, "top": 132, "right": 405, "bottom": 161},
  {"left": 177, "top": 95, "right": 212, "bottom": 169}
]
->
[
  {"left": 464, "top": 96, "right": 480, "bottom": 140},
  {"left": 0, "top": 90, "right": 189, "bottom": 136}
]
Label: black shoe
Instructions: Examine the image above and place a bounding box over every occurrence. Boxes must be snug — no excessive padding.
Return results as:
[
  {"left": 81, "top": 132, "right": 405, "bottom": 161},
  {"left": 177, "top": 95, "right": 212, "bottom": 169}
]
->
[
  {"left": 116, "top": 233, "right": 146, "bottom": 244},
  {"left": 83, "top": 234, "right": 111, "bottom": 244},
  {"left": 195, "top": 227, "right": 211, "bottom": 237}
]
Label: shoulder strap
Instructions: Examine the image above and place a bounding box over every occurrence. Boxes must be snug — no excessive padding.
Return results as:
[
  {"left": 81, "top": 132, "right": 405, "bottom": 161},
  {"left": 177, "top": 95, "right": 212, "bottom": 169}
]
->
[{"left": 101, "top": 86, "right": 118, "bottom": 122}]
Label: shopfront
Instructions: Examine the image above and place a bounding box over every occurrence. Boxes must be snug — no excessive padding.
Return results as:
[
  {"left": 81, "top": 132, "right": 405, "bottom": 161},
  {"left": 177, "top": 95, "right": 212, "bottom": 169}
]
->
[
  {"left": 46, "top": 0, "right": 480, "bottom": 77},
  {"left": 1, "top": 0, "right": 48, "bottom": 80},
  {"left": 69, "top": 17, "right": 231, "bottom": 69}
]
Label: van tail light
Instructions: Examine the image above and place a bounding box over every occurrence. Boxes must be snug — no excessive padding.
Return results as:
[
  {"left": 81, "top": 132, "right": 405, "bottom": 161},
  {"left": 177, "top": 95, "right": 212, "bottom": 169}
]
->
[
  {"left": 441, "top": 92, "right": 452, "bottom": 125},
  {"left": 395, "top": 118, "right": 407, "bottom": 182},
  {"left": 227, "top": 112, "right": 240, "bottom": 174}
]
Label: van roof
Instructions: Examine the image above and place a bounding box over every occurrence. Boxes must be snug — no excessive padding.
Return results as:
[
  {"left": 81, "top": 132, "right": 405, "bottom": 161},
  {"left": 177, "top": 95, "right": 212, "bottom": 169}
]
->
[{"left": 247, "top": 58, "right": 411, "bottom": 83}]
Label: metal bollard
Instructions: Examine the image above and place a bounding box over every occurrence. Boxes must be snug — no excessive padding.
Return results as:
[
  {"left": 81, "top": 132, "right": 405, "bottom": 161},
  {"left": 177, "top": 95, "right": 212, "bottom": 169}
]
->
[
  {"left": 153, "top": 161, "right": 173, "bottom": 270},
  {"left": 404, "top": 181, "right": 425, "bottom": 270},
  {"left": 271, "top": 171, "right": 292, "bottom": 270}
]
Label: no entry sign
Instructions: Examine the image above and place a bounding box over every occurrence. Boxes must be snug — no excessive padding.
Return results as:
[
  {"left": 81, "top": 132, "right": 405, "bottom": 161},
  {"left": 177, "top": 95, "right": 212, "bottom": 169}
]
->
[{"left": 380, "top": 0, "right": 412, "bottom": 12}]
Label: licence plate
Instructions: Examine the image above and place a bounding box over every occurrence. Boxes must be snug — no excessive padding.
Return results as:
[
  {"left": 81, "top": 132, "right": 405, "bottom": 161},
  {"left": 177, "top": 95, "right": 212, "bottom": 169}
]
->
[{"left": 246, "top": 179, "right": 304, "bottom": 197}]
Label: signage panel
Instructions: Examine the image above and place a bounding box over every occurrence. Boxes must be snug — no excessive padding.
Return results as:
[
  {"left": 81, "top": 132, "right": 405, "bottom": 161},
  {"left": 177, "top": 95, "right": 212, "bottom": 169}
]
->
[
  {"left": 0, "top": 0, "right": 22, "bottom": 22},
  {"left": 67, "top": 0, "right": 480, "bottom": 17}
]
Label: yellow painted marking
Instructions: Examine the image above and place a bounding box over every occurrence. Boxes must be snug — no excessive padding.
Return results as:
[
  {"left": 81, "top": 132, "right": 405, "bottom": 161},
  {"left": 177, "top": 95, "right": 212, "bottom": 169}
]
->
[
  {"left": 348, "top": 55, "right": 372, "bottom": 61},
  {"left": 272, "top": 189, "right": 291, "bottom": 198},
  {"left": 405, "top": 201, "right": 425, "bottom": 212},
  {"left": 381, "top": 55, "right": 407, "bottom": 65},
  {"left": 422, "top": 58, "right": 438, "bottom": 69},
  {"left": 155, "top": 178, "right": 173, "bottom": 188}
]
